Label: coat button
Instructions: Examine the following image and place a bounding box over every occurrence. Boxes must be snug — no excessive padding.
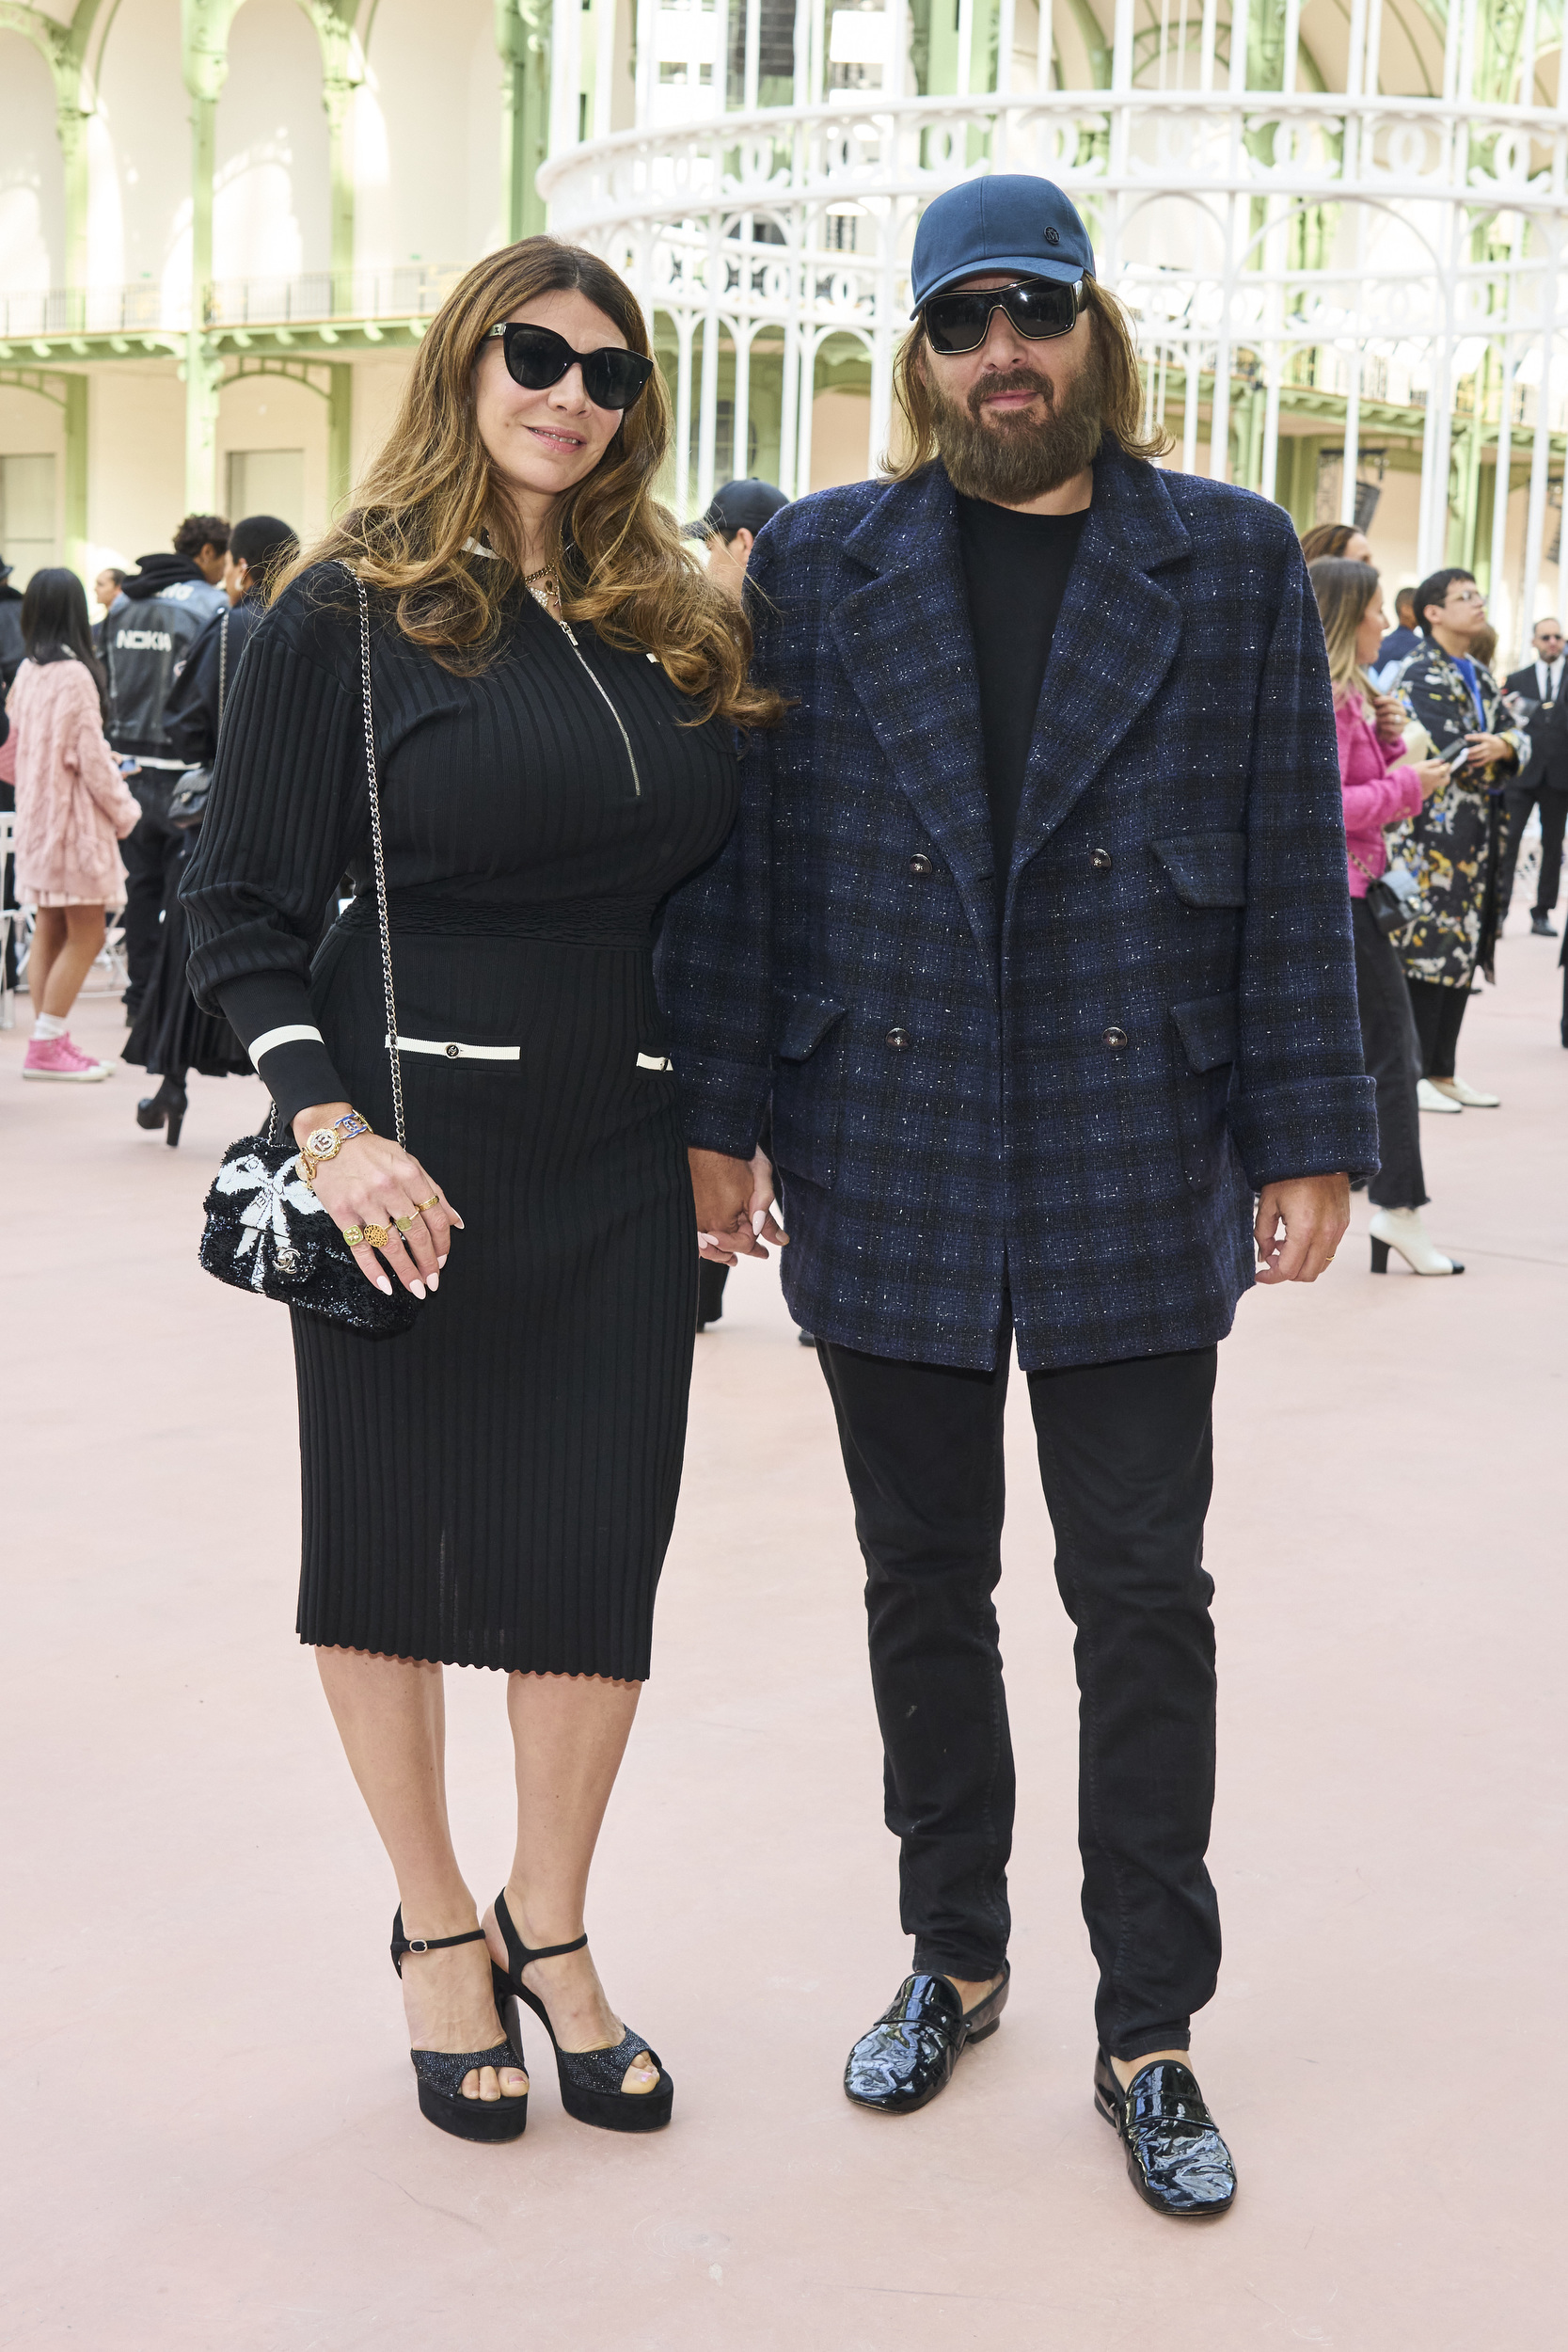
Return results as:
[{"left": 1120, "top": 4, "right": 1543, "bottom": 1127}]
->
[
  {"left": 886, "top": 1025, "right": 911, "bottom": 1051},
  {"left": 909, "top": 853, "right": 933, "bottom": 877},
  {"left": 1102, "top": 1025, "right": 1129, "bottom": 1050},
  {"left": 1091, "top": 847, "right": 1113, "bottom": 872},
  {"left": 445, "top": 1042, "right": 460, "bottom": 1058}
]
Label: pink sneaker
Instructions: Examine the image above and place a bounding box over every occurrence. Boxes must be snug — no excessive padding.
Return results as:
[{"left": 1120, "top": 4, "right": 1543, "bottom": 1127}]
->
[{"left": 22, "top": 1032, "right": 113, "bottom": 1082}]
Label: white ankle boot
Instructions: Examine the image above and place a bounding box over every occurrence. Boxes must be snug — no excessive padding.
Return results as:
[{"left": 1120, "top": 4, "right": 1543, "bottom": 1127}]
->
[{"left": 1369, "top": 1207, "right": 1465, "bottom": 1276}]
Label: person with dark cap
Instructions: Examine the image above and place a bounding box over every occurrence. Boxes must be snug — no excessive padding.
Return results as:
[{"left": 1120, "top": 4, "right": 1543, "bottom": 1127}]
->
[
  {"left": 686, "top": 480, "right": 794, "bottom": 1337},
  {"left": 657, "top": 173, "right": 1375, "bottom": 2218},
  {"left": 124, "top": 514, "right": 298, "bottom": 1143},
  {"left": 106, "top": 515, "right": 230, "bottom": 1018}
]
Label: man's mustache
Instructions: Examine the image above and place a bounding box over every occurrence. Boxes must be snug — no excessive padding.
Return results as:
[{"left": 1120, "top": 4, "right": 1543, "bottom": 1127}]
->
[{"left": 968, "top": 369, "right": 1056, "bottom": 421}]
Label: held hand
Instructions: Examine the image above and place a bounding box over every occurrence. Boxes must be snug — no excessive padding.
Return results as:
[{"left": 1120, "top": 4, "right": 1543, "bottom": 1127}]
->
[
  {"left": 1370, "top": 691, "right": 1407, "bottom": 745},
  {"left": 1416, "top": 756, "right": 1452, "bottom": 799},
  {"left": 747, "top": 1146, "right": 788, "bottom": 1251},
  {"left": 1464, "top": 731, "right": 1510, "bottom": 769},
  {"left": 1254, "top": 1173, "right": 1350, "bottom": 1285},
  {"left": 689, "top": 1146, "right": 778, "bottom": 1265},
  {"left": 293, "top": 1103, "right": 463, "bottom": 1297}
]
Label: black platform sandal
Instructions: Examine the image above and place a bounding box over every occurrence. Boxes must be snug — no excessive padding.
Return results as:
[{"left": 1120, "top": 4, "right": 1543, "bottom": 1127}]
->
[
  {"left": 490, "top": 1889, "right": 673, "bottom": 2134},
  {"left": 390, "top": 1907, "right": 529, "bottom": 2143}
]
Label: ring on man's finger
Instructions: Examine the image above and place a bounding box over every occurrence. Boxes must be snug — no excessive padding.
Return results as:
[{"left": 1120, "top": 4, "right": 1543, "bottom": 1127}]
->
[
  {"left": 361, "top": 1223, "right": 389, "bottom": 1248},
  {"left": 341, "top": 1225, "right": 365, "bottom": 1246},
  {"left": 413, "top": 1192, "right": 439, "bottom": 1212}
]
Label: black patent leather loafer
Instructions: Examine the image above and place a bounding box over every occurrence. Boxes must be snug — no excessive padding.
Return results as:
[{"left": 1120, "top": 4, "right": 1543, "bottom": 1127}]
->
[
  {"left": 844, "top": 1966, "right": 1009, "bottom": 2115},
  {"left": 1093, "top": 2048, "right": 1237, "bottom": 2217}
]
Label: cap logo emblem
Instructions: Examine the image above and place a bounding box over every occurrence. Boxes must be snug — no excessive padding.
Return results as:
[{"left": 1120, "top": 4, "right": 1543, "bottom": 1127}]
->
[{"left": 1044, "top": 226, "right": 1060, "bottom": 246}]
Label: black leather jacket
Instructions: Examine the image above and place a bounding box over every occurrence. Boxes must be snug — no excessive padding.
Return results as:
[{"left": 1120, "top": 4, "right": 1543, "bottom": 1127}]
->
[{"left": 103, "top": 555, "right": 226, "bottom": 762}]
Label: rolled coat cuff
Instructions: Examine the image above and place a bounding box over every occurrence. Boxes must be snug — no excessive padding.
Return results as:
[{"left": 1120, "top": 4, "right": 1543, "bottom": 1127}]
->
[
  {"left": 1228, "top": 1074, "right": 1380, "bottom": 1188},
  {"left": 673, "top": 1051, "right": 771, "bottom": 1160},
  {"left": 215, "top": 970, "right": 350, "bottom": 1129}
]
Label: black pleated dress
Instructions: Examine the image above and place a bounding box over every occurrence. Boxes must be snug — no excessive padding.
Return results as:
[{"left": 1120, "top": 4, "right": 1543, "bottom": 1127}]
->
[{"left": 182, "top": 566, "right": 737, "bottom": 1678}]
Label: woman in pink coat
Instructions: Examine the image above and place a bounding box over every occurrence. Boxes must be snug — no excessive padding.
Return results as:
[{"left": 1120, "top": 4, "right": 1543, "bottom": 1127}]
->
[
  {"left": 1309, "top": 558, "right": 1459, "bottom": 1275},
  {"left": 8, "top": 569, "right": 140, "bottom": 1080}
]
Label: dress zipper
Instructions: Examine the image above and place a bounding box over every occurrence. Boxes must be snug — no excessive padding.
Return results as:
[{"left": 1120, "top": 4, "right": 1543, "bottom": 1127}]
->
[{"left": 552, "top": 612, "right": 641, "bottom": 800}]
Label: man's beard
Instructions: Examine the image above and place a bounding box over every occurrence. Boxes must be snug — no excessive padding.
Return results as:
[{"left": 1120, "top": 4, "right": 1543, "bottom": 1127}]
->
[{"left": 927, "top": 336, "right": 1106, "bottom": 503}]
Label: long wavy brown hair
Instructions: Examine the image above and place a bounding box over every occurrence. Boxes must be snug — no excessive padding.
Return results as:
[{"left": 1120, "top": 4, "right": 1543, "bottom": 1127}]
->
[
  {"left": 883, "top": 274, "right": 1172, "bottom": 477},
  {"left": 281, "top": 237, "right": 782, "bottom": 726}
]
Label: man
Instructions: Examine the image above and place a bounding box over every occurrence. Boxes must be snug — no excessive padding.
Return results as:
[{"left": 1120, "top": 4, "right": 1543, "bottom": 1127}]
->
[
  {"left": 1389, "top": 567, "right": 1522, "bottom": 1109},
  {"left": 1373, "top": 586, "right": 1421, "bottom": 685},
  {"left": 684, "top": 480, "right": 793, "bottom": 1336},
  {"left": 688, "top": 477, "right": 791, "bottom": 604},
  {"left": 105, "top": 515, "right": 229, "bottom": 1015},
  {"left": 657, "top": 175, "right": 1375, "bottom": 2220},
  {"left": 1498, "top": 618, "right": 1567, "bottom": 938}
]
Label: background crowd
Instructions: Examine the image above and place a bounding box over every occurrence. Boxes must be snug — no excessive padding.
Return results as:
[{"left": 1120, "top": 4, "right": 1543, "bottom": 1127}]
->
[{"left": 0, "top": 484, "right": 1562, "bottom": 1294}]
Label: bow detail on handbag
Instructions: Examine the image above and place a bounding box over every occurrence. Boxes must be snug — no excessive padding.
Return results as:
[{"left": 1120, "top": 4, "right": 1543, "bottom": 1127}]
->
[{"left": 215, "top": 1152, "right": 327, "bottom": 1286}]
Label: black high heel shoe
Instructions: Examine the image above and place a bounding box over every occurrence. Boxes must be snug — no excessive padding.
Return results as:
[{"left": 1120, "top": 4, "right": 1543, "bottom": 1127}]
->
[
  {"left": 390, "top": 1907, "right": 529, "bottom": 2143},
  {"left": 490, "top": 1889, "right": 673, "bottom": 2133},
  {"left": 135, "top": 1079, "right": 187, "bottom": 1148}
]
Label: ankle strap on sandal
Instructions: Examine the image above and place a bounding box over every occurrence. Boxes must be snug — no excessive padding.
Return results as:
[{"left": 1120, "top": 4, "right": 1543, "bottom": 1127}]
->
[
  {"left": 494, "top": 1888, "right": 589, "bottom": 1972},
  {"left": 390, "top": 1905, "right": 489, "bottom": 1974}
]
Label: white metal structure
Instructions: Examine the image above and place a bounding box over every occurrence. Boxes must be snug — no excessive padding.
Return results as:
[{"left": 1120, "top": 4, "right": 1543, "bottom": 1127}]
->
[{"left": 542, "top": 0, "right": 1568, "bottom": 637}]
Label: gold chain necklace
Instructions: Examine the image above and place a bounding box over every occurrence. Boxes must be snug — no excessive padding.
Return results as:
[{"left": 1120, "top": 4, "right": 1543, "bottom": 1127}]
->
[{"left": 523, "top": 561, "right": 560, "bottom": 612}]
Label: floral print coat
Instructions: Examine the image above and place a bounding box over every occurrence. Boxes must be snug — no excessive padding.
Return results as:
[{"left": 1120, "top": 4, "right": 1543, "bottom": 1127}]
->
[{"left": 1388, "top": 644, "right": 1526, "bottom": 987}]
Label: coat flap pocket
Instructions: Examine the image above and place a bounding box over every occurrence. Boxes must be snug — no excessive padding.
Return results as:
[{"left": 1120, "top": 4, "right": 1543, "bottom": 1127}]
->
[
  {"left": 774, "top": 993, "right": 847, "bottom": 1062},
  {"left": 1171, "top": 991, "right": 1239, "bottom": 1072},
  {"left": 1150, "top": 831, "right": 1247, "bottom": 907}
]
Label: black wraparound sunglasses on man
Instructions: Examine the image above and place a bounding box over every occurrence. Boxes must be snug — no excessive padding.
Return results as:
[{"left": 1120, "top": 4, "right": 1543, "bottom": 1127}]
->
[
  {"left": 485, "top": 321, "right": 656, "bottom": 412},
  {"left": 922, "top": 275, "right": 1088, "bottom": 355}
]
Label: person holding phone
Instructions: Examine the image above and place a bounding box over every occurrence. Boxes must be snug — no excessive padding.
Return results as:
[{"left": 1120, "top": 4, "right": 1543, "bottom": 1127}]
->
[
  {"left": 1308, "top": 559, "right": 1460, "bottom": 1274},
  {"left": 1386, "top": 567, "right": 1523, "bottom": 1110}
]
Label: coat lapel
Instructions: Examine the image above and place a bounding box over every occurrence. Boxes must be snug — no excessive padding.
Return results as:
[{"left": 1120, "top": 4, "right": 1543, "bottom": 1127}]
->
[
  {"left": 830, "top": 469, "right": 999, "bottom": 977},
  {"left": 1006, "top": 448, "right": 1190, "bottom": 898}
]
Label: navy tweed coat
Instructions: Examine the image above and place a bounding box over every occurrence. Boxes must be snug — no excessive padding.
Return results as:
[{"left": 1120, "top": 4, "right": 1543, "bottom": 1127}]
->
[{"left": 656, "top": 446, "right": 1378, "bottom": 1374}]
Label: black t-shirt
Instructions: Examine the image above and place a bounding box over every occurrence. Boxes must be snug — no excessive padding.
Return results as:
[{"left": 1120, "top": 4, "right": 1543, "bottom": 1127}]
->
[{"left": 955, "top": 493, "right": 1089, "bottom": 892}]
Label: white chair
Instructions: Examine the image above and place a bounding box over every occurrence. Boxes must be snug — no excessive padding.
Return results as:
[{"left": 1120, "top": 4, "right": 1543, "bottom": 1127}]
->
[{"left": 0, "top": 811, "right": 26, "bottom": 1032}]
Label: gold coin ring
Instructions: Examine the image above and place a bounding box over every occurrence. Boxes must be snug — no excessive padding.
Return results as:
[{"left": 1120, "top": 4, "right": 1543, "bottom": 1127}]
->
[
  {"left": 361, "top": 1223, "right": 389, "bottom": 1248},
  {"left": 341, "top": 1225, "right": 365, "bottom": 1247},
  {"left": 413, "top": 1192, "right": 439, "bottom": 1212}
]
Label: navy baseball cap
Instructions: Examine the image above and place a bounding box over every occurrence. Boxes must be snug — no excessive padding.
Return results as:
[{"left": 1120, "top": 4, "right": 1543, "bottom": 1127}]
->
[
  {"left": 910, "top": 175, "right": 1095, "bottom": 314},
  {"left": 684, "top": 478, "right": 790, "bottom": 540}
]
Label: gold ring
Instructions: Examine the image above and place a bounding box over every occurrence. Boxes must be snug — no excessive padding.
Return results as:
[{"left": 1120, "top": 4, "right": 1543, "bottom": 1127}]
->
[
  {"left": 341, "top": 1225, "right": 365, "bottom": 1247},
  {"left": 393, "top": 1212, "right": 417, "bottom": 1234},
  {"left": 361, "top": 1222, "right": 389, "bottom": 1248},
  {"left": 413, "top": 1192, "right": 439, "bottom": 1212}
]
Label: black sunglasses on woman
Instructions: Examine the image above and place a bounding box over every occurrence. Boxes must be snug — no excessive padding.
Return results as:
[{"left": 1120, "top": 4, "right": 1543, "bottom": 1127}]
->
[
  {"left": 486, "top": 321, "right": 656, "bottom": 412},
  {"left": 921, "top": 276, "right": 1088, "bottom": 355}
]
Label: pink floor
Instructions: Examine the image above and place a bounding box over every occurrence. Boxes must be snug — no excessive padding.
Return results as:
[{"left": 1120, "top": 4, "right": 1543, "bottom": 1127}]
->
[{"left": 4, "top": 939, "right": 1565, "bottom": 2350}]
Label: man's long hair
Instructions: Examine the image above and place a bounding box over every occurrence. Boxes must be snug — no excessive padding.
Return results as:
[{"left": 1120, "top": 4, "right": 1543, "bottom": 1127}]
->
[
  {"left": 882, "top": 276, "right": 1172, "bottom": 479},
  {"left": 280, "top": 236, "right": 782, "bottom": 728}
]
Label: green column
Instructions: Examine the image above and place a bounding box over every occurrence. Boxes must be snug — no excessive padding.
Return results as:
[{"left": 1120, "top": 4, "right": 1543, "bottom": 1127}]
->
[
  {"left": 327, "top": 361, "right": 353, "bottom": 516},
  {"left": 498, "top": 0, "right": 548, "bottom": 241},
  {"left": 185, "top": 91, "right": 221, "bottom": 511},
  {"left": 63, "top": 373, "right": 87, "bottom": 581}
]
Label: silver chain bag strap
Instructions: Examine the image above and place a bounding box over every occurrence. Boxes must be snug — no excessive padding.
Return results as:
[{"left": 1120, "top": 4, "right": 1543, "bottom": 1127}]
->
[{"left": 197, "top": 564, "right": 418, "bottom": 1337}]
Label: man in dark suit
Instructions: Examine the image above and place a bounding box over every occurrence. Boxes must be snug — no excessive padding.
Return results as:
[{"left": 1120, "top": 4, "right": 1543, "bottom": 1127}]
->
[
  {"left": 1499, "top": 618, "right": 1568, "bottom": 936},
  {"left": 658, "top": 176, "right": 1374, "bottom": 2218}
]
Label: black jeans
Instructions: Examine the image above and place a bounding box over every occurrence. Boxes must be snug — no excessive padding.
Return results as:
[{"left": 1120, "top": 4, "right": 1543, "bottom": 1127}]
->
[
  {"left": 119, "top": 771, "right": 184, "bottom": 1017},
  {"left": 817, "top": 1333, "right": 1220, "bottom": 2063},
  {"left": 1497, "top": 779, "right": 1568, "bottom": 917},
  {"left": 1405, "top": 976, "right": 1468, "bottom": 1079},
  {"left": 1351, "top": 897, "right": 1427, "bottom": 1208}
]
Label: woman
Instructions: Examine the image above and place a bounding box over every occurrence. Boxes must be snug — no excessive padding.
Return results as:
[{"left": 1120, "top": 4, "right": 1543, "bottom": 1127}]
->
[
  {"left": 8, "top": 567, "right": 140, "bottom": 1081},
  {"left": 1301, "top": 520, "right": 1372, "bottom": 565},
  {"left": 1309, "top": 559, "right": 1460, "bottom": 1275},
  {"left": 182, "top": 237, "right": 780, "bottom": 2143},
  {"left": 1389, "top": 566, "right": 1523, "bottom": 1109},
  {"left": 125, "top": 514, "right": 299, "bottom": 1145}
]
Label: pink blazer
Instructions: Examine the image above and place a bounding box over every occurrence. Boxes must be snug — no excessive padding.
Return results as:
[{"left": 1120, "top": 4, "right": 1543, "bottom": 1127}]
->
[
  {"left": 1334, "top": 695, "right": 1423, "bottom": 896},
  {"left": 7, "top": 657, "right": 140, "bottom": 907}
]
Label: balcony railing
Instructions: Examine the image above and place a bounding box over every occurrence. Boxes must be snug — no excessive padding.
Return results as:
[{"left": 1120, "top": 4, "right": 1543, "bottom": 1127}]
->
[{"left": 0, "top": 267, "right": 462, "bottom": 342}]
